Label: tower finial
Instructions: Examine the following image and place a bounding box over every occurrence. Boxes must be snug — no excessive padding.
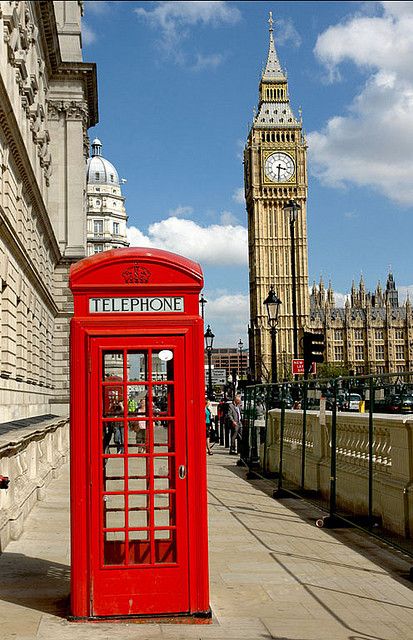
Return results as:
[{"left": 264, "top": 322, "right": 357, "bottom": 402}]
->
[{"left": 268, "top": 11, "right": 273, "bottom": 33}]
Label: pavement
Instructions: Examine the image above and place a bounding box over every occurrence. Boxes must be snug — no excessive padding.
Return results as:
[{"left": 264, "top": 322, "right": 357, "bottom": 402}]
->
[{"left": 1, "top": 446, "right": 413, "bottom": 639}]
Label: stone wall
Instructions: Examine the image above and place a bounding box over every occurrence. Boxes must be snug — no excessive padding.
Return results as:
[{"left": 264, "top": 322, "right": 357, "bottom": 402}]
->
[
  {"left": 0, "top": 415, "right": 69, "bottom": 551},
  {"left": 264, "top": 409, "right": 413, "bottom": 538}
]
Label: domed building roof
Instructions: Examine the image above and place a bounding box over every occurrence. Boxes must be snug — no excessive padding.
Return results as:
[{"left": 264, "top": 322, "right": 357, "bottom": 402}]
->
[{"left": 86, "top": 138, "right": 119, "bottom": 185}]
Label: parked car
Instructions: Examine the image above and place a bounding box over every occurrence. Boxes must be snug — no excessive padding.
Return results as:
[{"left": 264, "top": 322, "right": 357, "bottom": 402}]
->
[
  {"left": 377, "top": 394, "right": 413, "bottom": 414},
  {"left": 343, "top": 393, "right": 362, "bottom": 412}
]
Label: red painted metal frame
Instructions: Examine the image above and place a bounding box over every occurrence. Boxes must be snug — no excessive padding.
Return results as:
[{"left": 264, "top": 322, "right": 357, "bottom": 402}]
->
[{"left": 69, "top": 248, "right": 209, "bottom": 619}]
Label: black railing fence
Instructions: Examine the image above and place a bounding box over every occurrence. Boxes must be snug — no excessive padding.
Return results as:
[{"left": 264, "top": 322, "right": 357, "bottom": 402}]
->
[{"left": 241, "top": 372, "right": 413, "bottom": 561}]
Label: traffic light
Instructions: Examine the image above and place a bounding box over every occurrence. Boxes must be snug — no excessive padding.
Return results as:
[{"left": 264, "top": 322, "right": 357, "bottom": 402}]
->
[{"left": 303, "top": 332, "right": 325, "bottom": 374}]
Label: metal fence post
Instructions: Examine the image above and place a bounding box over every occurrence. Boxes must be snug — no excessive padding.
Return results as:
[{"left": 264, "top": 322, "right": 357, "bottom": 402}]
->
[
  {"left": 273, "top": 383, "right": 286, "bottom": 497},
  {"left": 262, "top": 384, "right": 271, "bottom": 475},
  {"left": 300, "top": 379, "right": 308, "bottom": 490},
  {"left": 368, "top": 375, "right": 375, "bottom": 528},
  {"left": 329, "top": 379, "right": 338, "bottom": 520}
]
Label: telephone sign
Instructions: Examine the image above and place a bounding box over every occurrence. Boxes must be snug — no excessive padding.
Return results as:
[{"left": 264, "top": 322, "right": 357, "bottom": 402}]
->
[{"left": 69, "top": 248, "right": 210, "bottom": 620}]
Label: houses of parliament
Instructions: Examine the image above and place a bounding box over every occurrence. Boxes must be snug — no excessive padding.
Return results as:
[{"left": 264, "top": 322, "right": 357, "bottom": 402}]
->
[{"left": 246, "top": 15, "right": 413, "bottom": 381}]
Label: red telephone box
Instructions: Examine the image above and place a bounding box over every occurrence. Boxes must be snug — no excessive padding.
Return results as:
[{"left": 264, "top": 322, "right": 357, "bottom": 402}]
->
[{"left": 69, "top": 247, "right": 210, "bottom": 620}]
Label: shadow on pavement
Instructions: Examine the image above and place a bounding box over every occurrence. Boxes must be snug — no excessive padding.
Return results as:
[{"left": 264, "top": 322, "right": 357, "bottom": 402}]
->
[{"left": 0, "top": 552, "right": 70, "bottom": 617}]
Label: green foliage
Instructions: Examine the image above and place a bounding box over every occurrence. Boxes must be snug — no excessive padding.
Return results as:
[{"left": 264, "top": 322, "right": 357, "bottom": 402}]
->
[{"left": 316, "top": 363, "right": 350, "bottom": 379}]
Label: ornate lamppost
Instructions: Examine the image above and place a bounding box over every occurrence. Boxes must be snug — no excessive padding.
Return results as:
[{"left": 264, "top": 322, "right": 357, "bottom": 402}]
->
[
  {"left": 283, "top": 199, "right": 301, "bottom": 363},
  {"left": 199, "top": 293, "right": 207, "bottom": 320},
  {"left": 264, "top": 286, "right": 282, "bottom": 384},
  {"left": 238, "top": 338, "right": 244, "bottom": 383},
  {"left": 204, "top": 325, "right": 215, "bottom": 399}
]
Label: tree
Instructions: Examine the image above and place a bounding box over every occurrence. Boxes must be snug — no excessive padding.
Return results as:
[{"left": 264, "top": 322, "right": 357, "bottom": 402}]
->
[{"left": 316, "top": 363, "right": 350, "bottom": 379}]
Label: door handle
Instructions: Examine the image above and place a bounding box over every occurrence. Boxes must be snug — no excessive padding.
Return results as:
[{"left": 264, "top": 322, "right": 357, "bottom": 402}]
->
[{"left": 178, "top": 465, "right": 186, "bottom": 480}]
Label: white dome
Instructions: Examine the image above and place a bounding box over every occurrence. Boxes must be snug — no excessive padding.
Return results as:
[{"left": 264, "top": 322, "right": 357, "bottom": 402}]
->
[{"left": 86, "top": 139, "right": 120, "bottom": 186}]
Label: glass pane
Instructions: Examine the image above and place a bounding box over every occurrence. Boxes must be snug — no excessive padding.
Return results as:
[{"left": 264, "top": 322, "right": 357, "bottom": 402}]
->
[
  {"left": 154, "top": 493, "right": 175, "bottom": 527},
  {"left": 103, "top": 352, "right": 123, "bottom": 380},
  {"left": 127, "top": 352, "right": 147, "bottom": 381},
  {"left": 103, "top": 421, "right": 124, "bottom": 454},
  {"left": 152, "top": 385, "right": 174, "bottom": 417},
  {"left": 128, "top": 420, "right": 148, "bottom": 454},
  {"left": 153, "top": 457, "right": 174, "bottom": 484},
  {"left": 154, "top": 477, "right": 169, "bottom": 490},
  {"left": 104, "top": 530, "right": 125, "bottom": 565},
  {"left": 127, "top": 386, "right": 149, "bottom": 416},
  {"left": 152, "top": 351, "right": 174, "bottom": 381},
  {"left": 155, "top": 530, "right": 176, "bottom": 563},
  {"left": 103, "top": 457, "right": 124, "bottom": 491},
  {"left": 128, "top": 494, "right": 149, "bottom": 528},
  {"left": 104, "top": 494, "right": 125, "bottom": 528},
  {"left": 103, "top": 386, "right": 124, "bottom": 418},
  {"left": 129, "top": 534, "right": 151, "bottom": 565},
  {"left": 154, "top": 420, "right": 174, "bottom": 452},
  {"left": 128, "top": 457, "right": 149, "bottom": 491}
]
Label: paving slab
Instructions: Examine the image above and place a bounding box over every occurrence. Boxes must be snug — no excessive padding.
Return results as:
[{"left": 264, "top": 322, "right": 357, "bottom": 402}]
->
[{"left": 1, "top": 446, "right": 413, "bottom": 639}]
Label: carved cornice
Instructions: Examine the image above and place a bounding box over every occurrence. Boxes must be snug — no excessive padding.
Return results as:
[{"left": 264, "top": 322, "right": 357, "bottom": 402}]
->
[
  {"left": 0, "top": 73, "right": 60, "bottom": 263},
  {"left": 35, "top": 3, "right": 98, "bottom": 127}
]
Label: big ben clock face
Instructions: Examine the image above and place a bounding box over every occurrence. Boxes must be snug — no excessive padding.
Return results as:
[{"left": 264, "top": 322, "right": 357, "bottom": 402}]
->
[{"left": 264, "top": 152, "right": 295, "bottom": 182}]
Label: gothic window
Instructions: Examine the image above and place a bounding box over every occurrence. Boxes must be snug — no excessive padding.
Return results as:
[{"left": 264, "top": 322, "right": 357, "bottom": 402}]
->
[
  {"left": 375, "top": 329, "right": 384, "bottom": 340},
  {"left": 354, "top": 329, "right": 363, "bottom": 340},
  {"left": 375, "top": 345, "right": 384, "bottom": 360},
  {"left": 396, "top": 345, "right": 405, "bottom": 360},
  {"left": 334, "top": 346, "right": 344, "bottom": 361},
  {"left": 355, "top": 345, "right": 364, "bottom": 360},
  {"left": 334, "top": 330, "right": 343, "bottom": 341},
  {"left": 395, "top": 329, "right": 404, "bottom": 339}
]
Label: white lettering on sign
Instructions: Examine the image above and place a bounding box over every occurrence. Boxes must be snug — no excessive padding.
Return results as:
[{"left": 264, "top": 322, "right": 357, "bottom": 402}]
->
[{"left": 89, "top": 297, "right": 185, "bottom": 313}]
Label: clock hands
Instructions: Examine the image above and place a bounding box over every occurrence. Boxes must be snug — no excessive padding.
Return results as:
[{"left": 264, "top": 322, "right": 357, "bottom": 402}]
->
[{"left": 276, "top": 163, "right": 283, "bottom": 181}]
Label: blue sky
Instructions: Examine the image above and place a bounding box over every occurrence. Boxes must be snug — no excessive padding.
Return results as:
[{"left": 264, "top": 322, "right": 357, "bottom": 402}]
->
[{"left": 83, "top": 1, "right": 413, "bottom": 346}]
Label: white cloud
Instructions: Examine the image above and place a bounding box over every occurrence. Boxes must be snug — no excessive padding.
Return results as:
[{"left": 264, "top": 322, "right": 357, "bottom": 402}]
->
[
  {"left": 232, "top": 187, "right": 245, "bottom": 204},
  {"left": 127, "top": 215, "right": 247, "bottom": 265},
  {"left": 309, "top": 2, "right": 413, "bottom": 206},
  {"left": 203, "top": 292, "right": 249, "bottom": 346},
  {"left": 85, "top": 1, "right": 112, "bottom": 14},
  {"left": 398, "top": 285, "right": 413, "bottom": 303},
  {"left": 220, "top": 210, "right": 239, "bottom": 225},
  {"left": 191, "top": 52, "right": 224, "bottom": 71},
  {"left": 135, "top": 1, "right": 241, "bottom": 34},
  {"left": 82, "top": 22, "right": 96, "bottom": 46},
  {"left": 168, "top": 205, "right": 194, "bottom": 217},
  {"left": 275, "top": 18, "right": 301, "bottom": 48},
  {"left": 135, "top": 1, "right": 240, "bottom": 66}
]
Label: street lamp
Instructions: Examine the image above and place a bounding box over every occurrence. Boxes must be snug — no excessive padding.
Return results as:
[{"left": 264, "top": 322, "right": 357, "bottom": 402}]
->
[
  {"left": 238, "top": 338, "right": 244, "bottom": 381},
  {"left": 204, "top": 325, "right": 215, "bottom": 399},
  {"left": 199, "top": 293, "right": 207, "bottom": 320},
  {"left": 264, "top": 286, "right": 282, "bottom": 384},
  {"left": 283, "top": 199, "right": 301, "bottom": 362}
]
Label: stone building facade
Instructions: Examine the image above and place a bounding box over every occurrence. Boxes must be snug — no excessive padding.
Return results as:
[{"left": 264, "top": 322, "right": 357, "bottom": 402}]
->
[
  {"left": 245, "top": 14, "right": 309, "bottom": 382},
  {"left": 0, "top": 1, "right": 97, "bottom": 421},
  {"left": 310, "top": 273, "right": 413, "bottom": 375},
  {"left": 86, "top": 138, "right": 128, "bottom": 255}
]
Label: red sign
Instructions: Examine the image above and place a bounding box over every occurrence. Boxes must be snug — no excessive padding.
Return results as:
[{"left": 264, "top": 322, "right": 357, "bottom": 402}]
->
[
  {"left": 292, "top": 359, "right": 305, "bottom": 374},
  {"left": 292, "top": 359, "right": 316, "bottom": 375}
]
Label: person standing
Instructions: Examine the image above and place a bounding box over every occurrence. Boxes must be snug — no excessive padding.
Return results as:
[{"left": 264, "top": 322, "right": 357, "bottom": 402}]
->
[
  {"left": 228, "top": 395, "right": 242, "bottom": 455},
  {"left": 206, "top": 399, "right": 213, "bottom": 456}
]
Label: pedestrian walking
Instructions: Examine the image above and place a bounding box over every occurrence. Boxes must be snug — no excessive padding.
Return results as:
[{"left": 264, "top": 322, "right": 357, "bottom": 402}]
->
[{"left": 228, "top": 394, "right": 242, "bottom": 454}]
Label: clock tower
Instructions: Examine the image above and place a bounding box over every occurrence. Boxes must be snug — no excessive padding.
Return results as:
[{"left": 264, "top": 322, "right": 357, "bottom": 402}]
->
[{"left": 245, "top": 14, "right": 309, "bottom": 382}]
